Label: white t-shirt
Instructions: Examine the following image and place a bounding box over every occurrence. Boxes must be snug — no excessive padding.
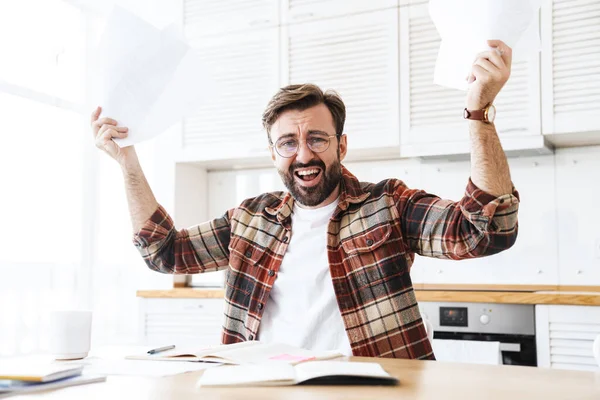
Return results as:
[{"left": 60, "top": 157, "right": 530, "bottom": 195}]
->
[{"left": 257, "top": 198, "right": 353, "bottom": 356}]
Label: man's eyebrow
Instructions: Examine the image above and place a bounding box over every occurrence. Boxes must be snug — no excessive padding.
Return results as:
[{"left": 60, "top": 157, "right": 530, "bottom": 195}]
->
[
  {"left": 277, "top": 130, "right": 332, "bottom": 140},
  {"left": 307, "top": 130, "right": 331, "bottom": 136}
]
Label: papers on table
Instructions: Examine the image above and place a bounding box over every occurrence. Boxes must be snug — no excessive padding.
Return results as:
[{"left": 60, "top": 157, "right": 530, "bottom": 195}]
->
[
  {"left": 124, "top": 341, "right": 343, "bottom": 365},
  {"left": 429, "top": 0, "right": 547, "bottom": 90},
  {"left": 90, "top": 6, "right": 217, "bottom": 147},
  {"left": 60, "top": 357, "right": 218, "bottom": 378},
  {"left": 56, "top": 345, "right": 219, "bottom": 377}
]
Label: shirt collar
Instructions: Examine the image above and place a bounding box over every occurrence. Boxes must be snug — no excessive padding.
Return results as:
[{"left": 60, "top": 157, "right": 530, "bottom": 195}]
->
[{"left": 265, "top": 165, "right": 371, "bottom": 222}]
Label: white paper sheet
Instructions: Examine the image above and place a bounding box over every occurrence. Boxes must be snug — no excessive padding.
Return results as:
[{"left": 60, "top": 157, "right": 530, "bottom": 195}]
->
[
  {"left": 429, "top": 0, "right": 547, "bottom": 90},
  {"left": 54, "top": 345, "right": 220, "bottom": 377},
  {"left": 63, "top": 357, "right": 218, "bottom": 377},
  {"left": 90, "top": 6, "right": 216, "bottom": 147},
  {"left": 432, "top": 339, "right": 502, "bottom": 365}
]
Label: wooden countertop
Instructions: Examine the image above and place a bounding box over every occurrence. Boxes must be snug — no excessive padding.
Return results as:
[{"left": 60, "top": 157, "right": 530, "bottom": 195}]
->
[
  {"left": 27, "top": 357, "right": 600, "bottom": 399},
  {"left": 137, "top": 285, "right": 600, "bottom": 306}
]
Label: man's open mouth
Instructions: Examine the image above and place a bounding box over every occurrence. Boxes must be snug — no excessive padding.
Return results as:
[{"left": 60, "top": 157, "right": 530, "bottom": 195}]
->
[{"left": 294, "top": 168, "right": 322, "bottom": 182}]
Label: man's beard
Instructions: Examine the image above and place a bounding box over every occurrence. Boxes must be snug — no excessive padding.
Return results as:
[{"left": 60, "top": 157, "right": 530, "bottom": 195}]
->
[{"left": 278, "top": 157, "right": 343, "bottom": 207}]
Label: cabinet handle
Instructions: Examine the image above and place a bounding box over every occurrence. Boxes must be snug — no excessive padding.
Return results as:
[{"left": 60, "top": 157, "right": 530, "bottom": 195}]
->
[
  {"left": 183, "top": 305, "right": 204, "bottom": 310},
  {"left": 292, "top": 12, "right": 315, "bottom": 20},
  {"left": 249, "top": 19, "right": 271, "bottom": 26}
]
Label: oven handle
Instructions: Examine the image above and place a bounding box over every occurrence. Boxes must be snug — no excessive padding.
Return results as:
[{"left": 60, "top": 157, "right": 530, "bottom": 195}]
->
[{"left": 499, "top": 343, "right": 521, "bottom": 352}]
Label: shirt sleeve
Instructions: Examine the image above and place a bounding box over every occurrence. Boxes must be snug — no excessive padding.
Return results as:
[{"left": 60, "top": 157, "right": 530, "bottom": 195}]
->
[
  {"left": 132, "top": 204, "right": 232, "bottom": 274},
  {"left": 397, "top": 178, "right": 520, "bottom": 259}
]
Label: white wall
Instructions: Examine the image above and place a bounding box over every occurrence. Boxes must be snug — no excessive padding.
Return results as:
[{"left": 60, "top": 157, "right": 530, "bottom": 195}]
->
[{"left": 199, "top": 145, "right": 600, "bottom": 287}]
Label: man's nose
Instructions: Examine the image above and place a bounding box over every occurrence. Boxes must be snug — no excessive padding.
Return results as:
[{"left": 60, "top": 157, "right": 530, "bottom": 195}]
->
[{"left": 295, "top": 139, "right": 315, "bottom": 163}]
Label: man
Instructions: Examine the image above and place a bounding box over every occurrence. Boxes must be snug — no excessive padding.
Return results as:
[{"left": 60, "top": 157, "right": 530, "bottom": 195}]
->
[{"left": 91, "top": 40, "right": 519, "bottom": 360}]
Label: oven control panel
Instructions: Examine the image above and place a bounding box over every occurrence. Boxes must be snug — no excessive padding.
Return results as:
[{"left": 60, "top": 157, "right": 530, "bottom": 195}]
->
[
  {"left": 440, "top": 306, "right": 468, "bottom": 327},
  {"left": 419, "top": 301, "right": 535, "bottom": 336}
]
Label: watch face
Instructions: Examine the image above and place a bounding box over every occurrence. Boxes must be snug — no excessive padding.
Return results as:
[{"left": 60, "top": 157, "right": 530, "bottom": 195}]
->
[{"left": 487, "top": 105, "right": 496, "bottom": 122}]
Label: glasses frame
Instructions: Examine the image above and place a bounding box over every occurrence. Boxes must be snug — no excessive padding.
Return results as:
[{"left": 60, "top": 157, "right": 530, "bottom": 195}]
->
[{"left": 269, "top": 134, "right": 339, "bottom": 158}]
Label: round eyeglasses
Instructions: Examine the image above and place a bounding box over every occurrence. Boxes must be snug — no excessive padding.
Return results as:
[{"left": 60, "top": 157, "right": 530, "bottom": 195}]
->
[{"left": 271, "top": 134, "right": 338, "bottom": 158}]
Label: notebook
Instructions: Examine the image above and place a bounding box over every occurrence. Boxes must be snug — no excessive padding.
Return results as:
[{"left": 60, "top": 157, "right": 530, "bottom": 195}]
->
[
  {"left": 0, "top": 375, "right": 106, "bottom": 398},
  {"left": 0, "top": 365, "right": 83, "bottom": 383},
  {"left": 197, "top": 361, "right": 399, "bottom": 387},
  {"left": 126, "top": 341, "right": 342, "bottom": 365}
]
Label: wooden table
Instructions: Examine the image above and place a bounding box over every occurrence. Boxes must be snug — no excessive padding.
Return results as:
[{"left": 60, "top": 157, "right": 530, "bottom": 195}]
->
[{"left": 12, "top": 357, "right": 600, "bottom": 400}]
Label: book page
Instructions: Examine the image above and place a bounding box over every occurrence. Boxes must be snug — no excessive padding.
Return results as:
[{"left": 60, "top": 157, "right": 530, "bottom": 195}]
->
[
  {"left": 200, "top": 343, "right": 342, "bottom": 365},
  {"left": 294, "top": 361, "right": 395, "bottom": 384},
  {"left": 197, "top": 363, "right": 296, "bottom": 387}
]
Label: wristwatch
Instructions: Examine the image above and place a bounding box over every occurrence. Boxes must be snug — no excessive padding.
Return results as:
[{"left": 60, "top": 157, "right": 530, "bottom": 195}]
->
[{"left": 463, "top": 104, "right": 496, "bottom": 124}]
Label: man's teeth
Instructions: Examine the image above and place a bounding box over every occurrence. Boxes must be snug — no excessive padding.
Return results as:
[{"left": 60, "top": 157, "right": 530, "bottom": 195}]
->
[{"left": 297, "top": 169, "right": 319, "bottom": 176}]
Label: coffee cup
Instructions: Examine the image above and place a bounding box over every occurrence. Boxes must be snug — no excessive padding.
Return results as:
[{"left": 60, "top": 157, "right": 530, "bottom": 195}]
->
[{"left": 48, "top": 310, "right": 92, "bottom": 360}]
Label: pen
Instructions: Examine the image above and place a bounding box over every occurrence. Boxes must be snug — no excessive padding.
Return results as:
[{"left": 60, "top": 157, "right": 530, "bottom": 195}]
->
[{"left": 147, "top": 345, "right": 176, "bottom": 354}]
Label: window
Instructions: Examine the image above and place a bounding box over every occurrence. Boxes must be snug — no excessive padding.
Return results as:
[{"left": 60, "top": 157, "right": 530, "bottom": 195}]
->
[{"left": 0, "top": 0, "right": 86, "bottom": 356}]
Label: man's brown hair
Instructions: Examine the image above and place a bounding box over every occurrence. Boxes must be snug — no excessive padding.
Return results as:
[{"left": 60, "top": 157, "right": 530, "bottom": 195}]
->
[{"left": 262, "top": 83, "right": 346, "bottom": 144}]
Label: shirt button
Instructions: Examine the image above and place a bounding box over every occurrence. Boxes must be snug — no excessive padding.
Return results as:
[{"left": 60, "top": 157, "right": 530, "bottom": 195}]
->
[
  {"left": 268, "top": 270, "right": 275, "bottom": 277},
  {"left": 282, "top": 236, "right": 288, "bottom": 243},
  {"left": 245, "top": 250, "right": 252, "bottom": 258},
  {"left": 366, "top": 239, "right": 374, "bottom": 246},
  {"left": 257, "top": 303, "right": 263, "bottom": 310},
  {"left": 249, "top": 335, "right": 254, "bottom": 341}
]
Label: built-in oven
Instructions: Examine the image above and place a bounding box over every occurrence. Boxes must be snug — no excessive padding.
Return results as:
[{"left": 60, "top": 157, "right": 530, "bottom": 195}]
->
[{"left": 419, "top": 302, "right": 537, "bottom": 366}]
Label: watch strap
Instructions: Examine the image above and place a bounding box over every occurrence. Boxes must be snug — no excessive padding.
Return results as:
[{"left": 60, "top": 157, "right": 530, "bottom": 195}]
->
[{"left": 463, "top": 108, "right": 486, "bottom": 121}]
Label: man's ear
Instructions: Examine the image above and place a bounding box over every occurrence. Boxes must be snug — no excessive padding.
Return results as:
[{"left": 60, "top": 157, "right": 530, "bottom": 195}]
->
[
  {"left": 338, "top": 134, "right": 348, "bottom": 162},
  {"left": 269, "top": 146, "right": 276, "bottom": 163}
]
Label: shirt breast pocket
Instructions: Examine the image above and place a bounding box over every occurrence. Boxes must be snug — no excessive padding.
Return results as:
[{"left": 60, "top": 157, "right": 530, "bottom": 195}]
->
[
  {"left": 340, "top": 223, "right": 410, "bottom": 294},
  {"left": 340, "top": 224, "right": 392, "bottom": 255}
]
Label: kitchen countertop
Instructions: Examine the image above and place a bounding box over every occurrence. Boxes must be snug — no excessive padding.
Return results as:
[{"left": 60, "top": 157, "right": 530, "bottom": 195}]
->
[{"left": 136, "top": 286, "right": 600, "bottom": 306}]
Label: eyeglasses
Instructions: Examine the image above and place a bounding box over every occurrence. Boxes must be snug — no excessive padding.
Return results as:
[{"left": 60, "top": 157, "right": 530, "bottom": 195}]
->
[{"left": 271, "top": 134, "right": 338, "bottom": 158}]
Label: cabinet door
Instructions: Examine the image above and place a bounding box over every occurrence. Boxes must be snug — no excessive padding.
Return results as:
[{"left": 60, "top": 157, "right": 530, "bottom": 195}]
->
[
  {"left": 281, "top": 0, "right": 398, "bottom": 24},
  {"left": 555, "top": 146, "right": 600, "bottom": 286},
  {"left": 178, "top": 28, "right": 279, "bottom": 163},
  {"left": 413, "top": 155, "right": 558, "bottom": 286},
  {"left": 184, "top": 0, "right": 279, "bottom": 37},
  {"left": 541, "top": 0, "right": 600, "bottom": 136},
  {"left": 139, "top": 298, "right": 224, "bottom": 345},
  {"left": 399, "top": 4, "right": 542, "bottom": 157},
  {"left": 536, "top": 305, "right": 600, "bottom": 371},
  {"left": 282, "top": 10, "right": 400, "bottom": 157}
]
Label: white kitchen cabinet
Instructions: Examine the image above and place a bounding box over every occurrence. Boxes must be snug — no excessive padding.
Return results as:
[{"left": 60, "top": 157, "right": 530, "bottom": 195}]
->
[
  {"left": 399, "top": 4, "right": 548, "bottom": 158},
  {"left": 138, "top": 298, "right": 224, "bottom": 345},
  {"left": 184, "top": 0, "right": 279, "bottom": 38},
  {"left": 541, "top": 0, "right": 600, "bottom": 145},
  {"left": 554, "top": 146, "right": 600, "bottom": 286},
  {"left": 177, "top": 27, "right": 280, "bottom": 164},
  {"left": 413, "top": 154, "right": 559, "bottom": 286},
  {"left": 536, "top": 305, "right": 600, "bottom": 372},
  {"left": 282, "top": 9, "right": 400, "bottom": 159},
  {"left": 280, "top": 0, "right": 397, "bottom": 25}
]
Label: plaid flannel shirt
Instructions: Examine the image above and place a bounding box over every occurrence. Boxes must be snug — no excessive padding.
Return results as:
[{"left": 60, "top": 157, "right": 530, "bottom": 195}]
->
[{"left": 134, "top": 166, "right": 519, "bottom": 360}]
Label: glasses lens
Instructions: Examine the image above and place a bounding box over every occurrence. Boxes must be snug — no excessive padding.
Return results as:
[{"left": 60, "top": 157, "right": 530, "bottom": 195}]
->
[
  {"left": 276, "top": 138, "right": 298, "bottom": 157},
  {"left": 274, "top": 136, "right": 332, "bottom": 157},
  {"left": 307, "top": 137, "right": 330, "bottom": 153}
]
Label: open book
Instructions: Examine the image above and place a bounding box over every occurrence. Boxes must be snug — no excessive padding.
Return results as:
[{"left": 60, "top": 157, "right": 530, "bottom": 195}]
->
[
  {"left": 0, "top": 375, "right": 106, "bottom": 398},
  {"left": 126, "top": 342, "right": 342, "bottom": 365},
  {"left": 197, "top": 361, "right": 399, "bottom": 387},
  {"left": 0, "top": 364, "right": 83, "bottom": 383}
]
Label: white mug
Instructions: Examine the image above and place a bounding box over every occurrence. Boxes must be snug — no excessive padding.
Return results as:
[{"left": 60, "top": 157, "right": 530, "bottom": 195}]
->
[{"left": 48, "top": 310, "right": 92, "bottom": 360}]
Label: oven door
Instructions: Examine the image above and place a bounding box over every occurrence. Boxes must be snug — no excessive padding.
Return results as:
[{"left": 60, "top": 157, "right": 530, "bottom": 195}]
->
[{"left": 434, "top": 331, "right": 537, "bottom": 366}]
